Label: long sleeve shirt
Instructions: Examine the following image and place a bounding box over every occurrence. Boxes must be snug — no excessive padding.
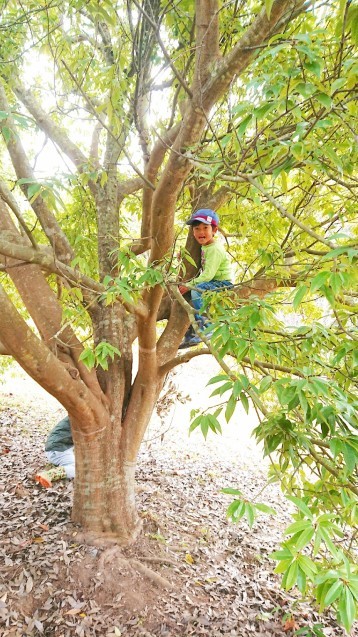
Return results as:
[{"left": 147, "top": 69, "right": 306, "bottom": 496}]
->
[{"left": 191, "top": 241, "right": 232, "bottom": 286}]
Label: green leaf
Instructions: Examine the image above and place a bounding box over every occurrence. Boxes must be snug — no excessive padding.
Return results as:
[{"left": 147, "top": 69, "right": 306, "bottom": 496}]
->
[
  {"left": 265, "top": 433, "right": 283, "bottom": 454},
  {"left": 237, "top": 114, "right": 252, "bottom": 136},
  {"left": 295, "top": 526, "right": 315, "bottom": 551},
  {"left": 200, "top": 417, "right": 209, "bottom": 439},
  {"left": 240, "top": 392, "right": 249, "bottom": 414},
  {"left": 210, "top": 381, "right": 233, "bottom": 397},
  {"left": 324, "top": 579, "right": 343, "bottom": 607},
  {"left": 274, "top": 558, "right": 294, "bottom": 574},
  {"left": 304, "top": 60, "right": 322, "bottom": 77},
  {"left": 342, "top": 442, "right": 357, "bottom": 474},
  {"left": 189, "top": 415, "right": 202, "bottom": 433},
  {"left": 255, "top": 503, "right": 276, "bottom": 515},
  {"left": 253, "top": 102, "right": 274, "bottom": 119},
  {"left": 339, "top": 586, "right": 356, "bottom": 633},
  {"left": 78, "top": 348, "right": 96, "bottom": 369},
  {"left": 293, "top": 284, "right": 308, "bottom": 310},
  {"left": 325, "top": 147, "right": 343, "bottom": 171},
  {"left": 285, "top": 519, "right": 311, "bottom": 536},
  {"left": 207, "top": 374, "right": 230, "bottom": 386},
  {"left": 207, "top": 413, "right": 222, "bottom": 435},
  {"left": 310, "top": 271, "right": 330, "bottom": 293},
  {"left": 249, "top": 311, "right": 261, "bottom": 329},
  {"left": 259, "top": 375, "right": 273, "bottom": 393},
  {"left": 265, "top": 0, "right": 274, "bottom": 19},
  {"left": 331, "top": 77, "right": 347, "bottom": 93},
  {"left": 225, "top": 394, "right": 237, "bottom": 423},
  {"left": 297, "top": 555, "right": 317, "bottom": 577},
  {"left": 245, "top": 503, "right": 255, "bottom": 528},
  {"left": 319, "top": 526, "right": 339, "bottom": 559},
  {"left": 232, "top": 379, "right": 243, "bottom": 399},
  {"left": 271, "top": 548, "right": 293, "bottom": 561},
  {"left": 27, "top": 183, "right": 42, "bottom": 201},
  {"left": 283, "top": 560, "right": 299, "bottom": 590},
  {"left": 227, "top": 499, "right": 245, "bottom": 521},
  {"left": 287, "top": 496, "right": 313, "bottom": 520},
  {"left": 222, "top": 487, "right": 242, "bottom": 496},
  {"left": 322, "top": 284, "right": 335, "bottom": 307},
  {"left": 315, "top": 92, "right": 333, "bottom": 109}
]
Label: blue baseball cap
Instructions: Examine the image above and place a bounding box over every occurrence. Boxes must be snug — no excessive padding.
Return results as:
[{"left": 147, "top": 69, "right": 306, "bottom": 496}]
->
[{"left": 186, "top": 209, "right": 219, "bottom": 227}]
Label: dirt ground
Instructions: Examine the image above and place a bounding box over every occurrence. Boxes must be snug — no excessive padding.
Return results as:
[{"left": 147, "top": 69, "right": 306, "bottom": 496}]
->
[{"left": 0, "top": 359, "right": 352, "bottom": 637}]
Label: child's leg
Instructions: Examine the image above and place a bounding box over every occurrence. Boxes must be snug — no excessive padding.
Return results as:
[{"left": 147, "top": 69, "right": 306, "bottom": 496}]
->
[
  {"left": 45, "top": 447, "right": 75, "bottom": 479},
  {"left": 191, "top": 281, "right": 233, "bottom": 330},
  {"left": 179, "top": 281, "right": 232, "bottom": 349}
]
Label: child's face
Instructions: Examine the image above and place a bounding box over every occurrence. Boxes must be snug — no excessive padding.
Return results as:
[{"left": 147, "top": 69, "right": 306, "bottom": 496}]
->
[{"left": 192, "top": 222, "right": 217, "bottom": 246}]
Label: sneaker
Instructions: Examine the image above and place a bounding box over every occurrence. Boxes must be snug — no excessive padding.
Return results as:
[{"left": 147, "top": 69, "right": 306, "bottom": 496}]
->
[
  {"left": 203, "top": 331, "right": 213, "bottom": 339},
  {"left": 34, "top": 470, "right": 53, "bottom": 488},
  {"left": 178, "top": 335, "right": 202, "bottom": 349},
  {"left": 34, "top": 466, "right": 67, "bottom": 488}
]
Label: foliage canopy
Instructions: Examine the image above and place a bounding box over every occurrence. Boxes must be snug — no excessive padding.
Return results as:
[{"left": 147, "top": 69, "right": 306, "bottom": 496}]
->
[{"left": 0, "top": 0, "right": 357, "bottom": 631}]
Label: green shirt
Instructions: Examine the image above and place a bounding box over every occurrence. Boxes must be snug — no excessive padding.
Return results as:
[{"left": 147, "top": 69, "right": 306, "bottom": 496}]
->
[
  {"left": 191, "top": 241, "right": 232, "bottom": 286},
  {"left": 45, "top": 416, "right": 73, "bottom": 452}
]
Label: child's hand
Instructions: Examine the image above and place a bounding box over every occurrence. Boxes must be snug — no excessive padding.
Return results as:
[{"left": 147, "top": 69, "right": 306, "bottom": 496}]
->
[{"left": 179, "top": 284, "right": 189, "bottom": 295}]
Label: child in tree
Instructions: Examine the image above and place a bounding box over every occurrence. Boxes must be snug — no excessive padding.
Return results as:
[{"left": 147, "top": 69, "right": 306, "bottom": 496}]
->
[
  {"left": 34, "top": 416, "right": 75, "bottom": 488},
  {"left": 179, "top": 209, "right": 233, "bottom": 348}
]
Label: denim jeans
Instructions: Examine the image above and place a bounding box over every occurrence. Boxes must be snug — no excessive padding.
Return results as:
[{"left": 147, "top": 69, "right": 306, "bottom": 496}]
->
[
  {"left": 45, "top": 447, "right": 75, "bottom": 479},
  {"left": 191, "top": 280, "right": 233, "bottom": 330}
]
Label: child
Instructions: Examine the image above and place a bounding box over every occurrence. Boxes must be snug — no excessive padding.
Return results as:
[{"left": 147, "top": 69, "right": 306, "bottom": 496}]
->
[
  {"left": 178, "top": 209, "right": 233, "bottom": 348},
  {"left": 34, "top": 416, "right": 75, "bottom": 488}
]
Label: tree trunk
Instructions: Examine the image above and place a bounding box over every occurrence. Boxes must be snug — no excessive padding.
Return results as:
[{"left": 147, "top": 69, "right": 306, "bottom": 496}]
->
[{"left": 71, "top": 415, "right": 142, "bottom": 544}]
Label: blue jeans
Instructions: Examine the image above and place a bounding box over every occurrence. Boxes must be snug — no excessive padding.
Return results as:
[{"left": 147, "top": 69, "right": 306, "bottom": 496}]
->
[
  {"left": 191, "top": 280, "right": 233, "bottom": 330},
  {"left": 45, "top": 447, "right": 75, "bottom": 479}
]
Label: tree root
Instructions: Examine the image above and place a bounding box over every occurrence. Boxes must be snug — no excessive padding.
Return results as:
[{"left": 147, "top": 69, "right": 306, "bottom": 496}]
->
[
  {"left": 98, "top": 546, "right": 126, "bottom": 572},
  {"left": 139, "top": 555, "right": 178, "bottom": 566},
  {"left": 130, "top": 559, "right": 173, "bottom": 589},
  {"left": 72, "top": 518, "right": 143, "bottom": 548},
  {"left": 97, "top": 548, "right": 174, "bottom": 589}
]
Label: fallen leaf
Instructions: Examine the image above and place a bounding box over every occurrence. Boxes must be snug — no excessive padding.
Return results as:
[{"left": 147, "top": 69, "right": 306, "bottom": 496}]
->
[
  {"left": 284, "top": 617, "right": 299, "bottom": 631},
  {"left": 64, "top": 608, "right": 83, "bottom": 616},
  {"left": 26, "top": 576, "right": 33, "bottom": 593},
  {"left": 185, "top": 553, "right": 195, "bottom": 564}
]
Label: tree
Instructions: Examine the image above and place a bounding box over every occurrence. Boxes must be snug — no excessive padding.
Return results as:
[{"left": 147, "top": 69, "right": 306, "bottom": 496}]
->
[{"left": 0, "top": 0, "right": 357, "bottom": 628}]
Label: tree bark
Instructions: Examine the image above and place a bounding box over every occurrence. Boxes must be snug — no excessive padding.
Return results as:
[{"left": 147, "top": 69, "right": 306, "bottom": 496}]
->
[{"left": 71, "top": 417, "right": 141, "bottom": 542}]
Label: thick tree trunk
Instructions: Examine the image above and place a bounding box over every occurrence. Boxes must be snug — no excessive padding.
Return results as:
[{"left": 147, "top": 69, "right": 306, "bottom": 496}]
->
[{"left": 71, "top": 416, "right": 141, "bottom": 543}]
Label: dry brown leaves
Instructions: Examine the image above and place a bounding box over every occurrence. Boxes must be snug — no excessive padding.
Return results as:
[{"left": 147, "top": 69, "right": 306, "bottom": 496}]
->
[{"left": 0, "top": 389, "right": 350, "bottom": 637}]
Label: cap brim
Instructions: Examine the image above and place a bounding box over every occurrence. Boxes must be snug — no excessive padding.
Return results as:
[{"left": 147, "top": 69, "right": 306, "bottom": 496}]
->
[{"left": 186, "top": 217, "right": 214, "bottom": 225}]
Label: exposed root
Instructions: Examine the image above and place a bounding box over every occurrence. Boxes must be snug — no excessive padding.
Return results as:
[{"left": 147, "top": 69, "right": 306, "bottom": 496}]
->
[
  {"left": 96, "top": 548, "right": 174, "bottom": 589},
  {"left": 98, "top": 546, "right": 126, "bottom": 572},
  {"left": 130, "top": 559, "right": 173, "bottom": 589},
  {"left": 139, "top": 556, "right": 178, "bottom": 566},
  {"left": 72, "top": 519, "right": 143, "bottom": 548}
]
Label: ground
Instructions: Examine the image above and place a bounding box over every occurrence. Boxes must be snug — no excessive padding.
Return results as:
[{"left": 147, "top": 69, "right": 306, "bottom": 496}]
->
[{"left": 0, "top": 359, "right": 352, "bottom": 637}]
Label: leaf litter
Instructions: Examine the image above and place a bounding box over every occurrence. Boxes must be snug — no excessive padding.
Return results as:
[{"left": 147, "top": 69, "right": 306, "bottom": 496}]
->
[{"left": 0, "top": 366, "right": 353, "bottom": 637}]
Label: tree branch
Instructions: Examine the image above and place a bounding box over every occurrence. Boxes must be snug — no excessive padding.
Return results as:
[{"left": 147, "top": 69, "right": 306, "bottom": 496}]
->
[
  {"left": 0, "top": 178, "right": 37, "bottom": 249},
  {"left": 193, "top": 0, "right": 220, "bottom": 90},
  {"left": 201, "top": 0, "right": 309, "bottom": 109},
  {"left": 0, "top": 83, "right": 74, "bottom": 263},
  {"left": 131, "top": 0, "right": 193, "bottom": 97},
  {"left": 13, "top": 82, "right": 90, "bottom": 173},
  {"left": 0, "top": 282, "right": 107, "bottom": 428},
  {"left": 0, "top": 237, "right": 148, "bottom": 318}
]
